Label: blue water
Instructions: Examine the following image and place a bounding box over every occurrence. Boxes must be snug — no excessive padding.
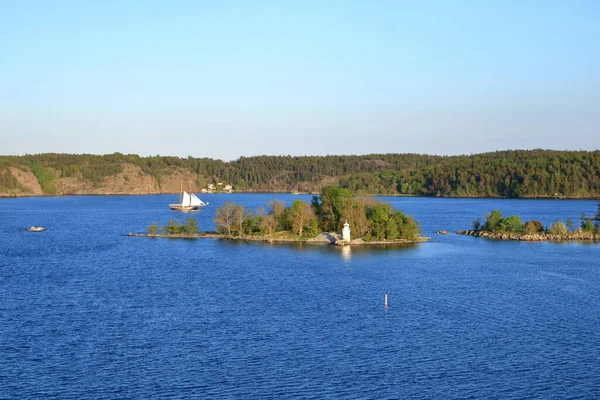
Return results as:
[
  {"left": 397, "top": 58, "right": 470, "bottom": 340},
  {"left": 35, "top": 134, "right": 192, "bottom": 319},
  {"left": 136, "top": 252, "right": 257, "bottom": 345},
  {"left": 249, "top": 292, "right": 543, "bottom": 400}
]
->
[{"left": 1, "top": 194, "right": 599, "bottom": 399}]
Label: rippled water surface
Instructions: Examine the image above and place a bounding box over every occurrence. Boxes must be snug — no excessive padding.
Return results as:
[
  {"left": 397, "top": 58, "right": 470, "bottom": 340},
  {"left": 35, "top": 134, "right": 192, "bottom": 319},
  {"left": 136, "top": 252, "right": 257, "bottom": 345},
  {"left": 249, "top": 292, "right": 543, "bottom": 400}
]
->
[{"left": 1, "top": 194, "right": 599, "bottom": 399}]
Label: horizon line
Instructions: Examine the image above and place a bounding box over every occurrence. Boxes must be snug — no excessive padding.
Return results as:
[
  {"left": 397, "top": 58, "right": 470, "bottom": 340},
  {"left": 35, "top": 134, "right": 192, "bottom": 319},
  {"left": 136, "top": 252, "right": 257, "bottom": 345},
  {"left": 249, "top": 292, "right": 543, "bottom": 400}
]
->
[{"left": 1, "top": 148, "right": 599, "bottom": 162}]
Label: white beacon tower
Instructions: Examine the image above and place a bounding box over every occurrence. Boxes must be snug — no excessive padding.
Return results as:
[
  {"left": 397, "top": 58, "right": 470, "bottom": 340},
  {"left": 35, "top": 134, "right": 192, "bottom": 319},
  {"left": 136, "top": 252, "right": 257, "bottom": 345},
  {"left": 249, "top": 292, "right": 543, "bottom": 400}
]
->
[{"left": 342, "top": 221, "right": 351, "bottom": 242}]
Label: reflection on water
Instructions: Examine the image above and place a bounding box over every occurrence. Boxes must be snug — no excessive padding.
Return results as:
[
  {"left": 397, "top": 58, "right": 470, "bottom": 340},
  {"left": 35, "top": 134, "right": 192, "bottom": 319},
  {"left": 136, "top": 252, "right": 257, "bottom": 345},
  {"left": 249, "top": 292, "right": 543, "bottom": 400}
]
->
[
  {"left": 340, "top": 245, "right": 351, "bottom": 261},
  {"left": 215, "top": 238, "right": 420, "bottom": 258}
]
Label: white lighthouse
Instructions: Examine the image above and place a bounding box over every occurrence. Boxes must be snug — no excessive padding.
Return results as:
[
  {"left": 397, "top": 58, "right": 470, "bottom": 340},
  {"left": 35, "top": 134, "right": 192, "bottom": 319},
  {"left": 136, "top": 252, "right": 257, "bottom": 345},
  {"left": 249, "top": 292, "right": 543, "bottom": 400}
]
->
[{"left": 342, "top": 221, "right": 351, "bottom": 242}]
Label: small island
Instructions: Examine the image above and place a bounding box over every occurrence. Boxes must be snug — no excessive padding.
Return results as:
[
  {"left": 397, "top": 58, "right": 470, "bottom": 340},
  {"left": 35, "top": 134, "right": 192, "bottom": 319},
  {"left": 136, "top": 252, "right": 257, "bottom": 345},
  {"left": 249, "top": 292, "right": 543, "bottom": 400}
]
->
[
  {"left": 457, "top": 210, "right": 600, "bottom": 241},
  {"left": 128, "top": 186, "right": 430, "bottom": 245}
]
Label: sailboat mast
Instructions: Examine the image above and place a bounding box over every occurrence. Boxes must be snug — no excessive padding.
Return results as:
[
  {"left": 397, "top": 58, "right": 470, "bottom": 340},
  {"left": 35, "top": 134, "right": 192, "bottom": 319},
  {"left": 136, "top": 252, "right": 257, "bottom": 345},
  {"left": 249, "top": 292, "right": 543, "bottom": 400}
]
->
[{"left": 180, "top": 181, "right": 183, "bottom": 204}]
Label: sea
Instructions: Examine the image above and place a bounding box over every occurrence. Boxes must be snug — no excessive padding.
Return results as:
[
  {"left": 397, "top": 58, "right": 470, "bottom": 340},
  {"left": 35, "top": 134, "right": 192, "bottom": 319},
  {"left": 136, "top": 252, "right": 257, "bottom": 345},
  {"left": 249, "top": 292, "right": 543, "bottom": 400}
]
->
[{"left": 1, "top": 194, "right": 599, "bottom": 399}]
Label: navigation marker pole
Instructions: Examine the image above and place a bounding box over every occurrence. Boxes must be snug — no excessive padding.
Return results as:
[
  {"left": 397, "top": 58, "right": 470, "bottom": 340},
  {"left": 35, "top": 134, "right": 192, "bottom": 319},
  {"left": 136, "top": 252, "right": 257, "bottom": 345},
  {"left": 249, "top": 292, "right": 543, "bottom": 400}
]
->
[{"left": 384, "top": 293, "right": 388, "bottom": 308}]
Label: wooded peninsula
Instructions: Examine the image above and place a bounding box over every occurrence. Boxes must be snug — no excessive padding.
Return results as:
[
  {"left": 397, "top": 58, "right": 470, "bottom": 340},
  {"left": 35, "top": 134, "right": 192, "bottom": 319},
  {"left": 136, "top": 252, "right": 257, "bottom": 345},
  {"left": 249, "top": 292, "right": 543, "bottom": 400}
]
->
[{"left": 1, "top": 149, "right": 600, "bottom": 198}]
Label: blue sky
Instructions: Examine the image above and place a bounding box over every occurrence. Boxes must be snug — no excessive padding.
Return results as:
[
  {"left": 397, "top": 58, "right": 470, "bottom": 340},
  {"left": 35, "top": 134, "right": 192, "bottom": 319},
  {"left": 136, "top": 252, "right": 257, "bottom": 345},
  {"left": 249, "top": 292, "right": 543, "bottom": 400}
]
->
[{"left": 1, "top": 0, "right": 598, "bottom": 160}]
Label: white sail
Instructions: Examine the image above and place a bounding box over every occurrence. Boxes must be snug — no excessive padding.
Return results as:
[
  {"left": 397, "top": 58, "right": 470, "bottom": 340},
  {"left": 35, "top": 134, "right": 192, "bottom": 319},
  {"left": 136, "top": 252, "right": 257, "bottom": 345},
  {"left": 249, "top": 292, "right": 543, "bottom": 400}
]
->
[
  {"left": 190, "top": 193, "right": 207, "bottom": 206},
  {"left": 181, "top": 191, "right": 192, "bottom": 207}
]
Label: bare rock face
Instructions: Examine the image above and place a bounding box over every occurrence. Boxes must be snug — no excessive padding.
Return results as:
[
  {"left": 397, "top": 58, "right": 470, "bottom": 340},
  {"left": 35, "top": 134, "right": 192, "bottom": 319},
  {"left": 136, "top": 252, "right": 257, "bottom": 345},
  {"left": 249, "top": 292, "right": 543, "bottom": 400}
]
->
[
  {"left": 1, "top": 163, "right": 207, "bottom": 197},
  {"left": 52, "top": 164, "right": 158, "bottom": 195},
  {"left": 306, "top": 233, "right": 341, "bottom": 244},
  {"left": 158, "top": 170, "right": 200, "bottom": 194},
  {"left": 8, "top": 168, "right": 43, "bottom": 195},
  {"left": 93, "top": 164, "right": 158, "bottom": 195},
  {"left": 54, "top": 177, "right": 92, "bottom": 195}
]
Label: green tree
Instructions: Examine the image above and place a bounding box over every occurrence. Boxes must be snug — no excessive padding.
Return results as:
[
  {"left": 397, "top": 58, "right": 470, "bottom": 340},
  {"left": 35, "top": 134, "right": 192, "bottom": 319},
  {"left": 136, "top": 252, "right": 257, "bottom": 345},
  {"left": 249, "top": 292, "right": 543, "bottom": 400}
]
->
[
  {"left": 566, "top": 218, "right": 574, "bottom": 232},
  {"left": 305, "top": 218, "right": 320, "bottom": 237},
  {"left": 164, "top": 219, "right": 182, "bottom": 234},
  {"left": 147, "top": 221, "right": 159, "bottom": 235},
  {"left": 500, "top": 215, "right": 525, "bottom": 232},
  {"left": 548, "top": 220, "right": 568, "bottom": 235},
  {"left": 393, "top": 211, "right": 420, "bottom": 240},
  {"left": 366, "top": 202, "right": 391, "bottom": 240},
  {"left": 482, "top": 210, "right": 504, "bottom": 232},
  {"left": 182, "top": 218, "right": 199, "bottom": 235},
  {"left": 385, "top": 219, "right": 399, "bottom": 240},
  {"left": 582, "top": 218, "right": 594, "bottom": 233},
  {"left": 242, "top": 214, "right": 262, "bottom": 235},
  {"left": 472, "top": 218, "right": 481, "bottom": 231},
  {"left": 313, "top": 186, "right": 354, "bottom": 232}
]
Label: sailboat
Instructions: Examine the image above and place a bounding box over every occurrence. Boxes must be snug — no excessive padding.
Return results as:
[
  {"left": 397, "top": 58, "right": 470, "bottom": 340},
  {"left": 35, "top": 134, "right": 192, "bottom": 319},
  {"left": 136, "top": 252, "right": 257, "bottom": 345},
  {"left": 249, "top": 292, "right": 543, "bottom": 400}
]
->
[{"left": 169, "top": 182, "right": 209, "bottom": 211}]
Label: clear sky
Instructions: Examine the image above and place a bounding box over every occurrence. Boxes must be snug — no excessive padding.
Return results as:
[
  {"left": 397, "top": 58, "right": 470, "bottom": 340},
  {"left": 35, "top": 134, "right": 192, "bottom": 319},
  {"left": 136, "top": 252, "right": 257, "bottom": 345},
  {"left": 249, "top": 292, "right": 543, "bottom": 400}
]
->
[{"left": 1, "top": 0, "right": 599, "bottom": 160}]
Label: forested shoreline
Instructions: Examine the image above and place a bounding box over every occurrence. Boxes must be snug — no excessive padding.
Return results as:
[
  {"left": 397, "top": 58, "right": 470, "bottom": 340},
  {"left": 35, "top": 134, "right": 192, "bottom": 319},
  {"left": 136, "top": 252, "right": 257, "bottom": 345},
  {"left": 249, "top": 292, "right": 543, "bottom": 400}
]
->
[{"left": 1, "top": 150, "right": 600, "bottom": 198}]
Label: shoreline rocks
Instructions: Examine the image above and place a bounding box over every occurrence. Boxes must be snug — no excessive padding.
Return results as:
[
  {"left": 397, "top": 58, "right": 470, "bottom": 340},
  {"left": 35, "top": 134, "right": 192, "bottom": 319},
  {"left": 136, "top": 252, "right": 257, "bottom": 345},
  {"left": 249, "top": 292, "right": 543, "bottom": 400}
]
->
[
  {"left": 125, "top": 232, "right": 430, "bottom": 245},
  {"left": 456, "top": 230, "right": 600, "bottom": 242}
]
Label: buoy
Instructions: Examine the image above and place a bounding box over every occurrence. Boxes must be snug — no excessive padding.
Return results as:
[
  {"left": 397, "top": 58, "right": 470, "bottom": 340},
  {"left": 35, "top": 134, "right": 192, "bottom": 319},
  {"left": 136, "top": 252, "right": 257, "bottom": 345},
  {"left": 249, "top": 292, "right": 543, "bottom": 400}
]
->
[{"left": 384, "top": 293, "right": 388, "bottom": 308}]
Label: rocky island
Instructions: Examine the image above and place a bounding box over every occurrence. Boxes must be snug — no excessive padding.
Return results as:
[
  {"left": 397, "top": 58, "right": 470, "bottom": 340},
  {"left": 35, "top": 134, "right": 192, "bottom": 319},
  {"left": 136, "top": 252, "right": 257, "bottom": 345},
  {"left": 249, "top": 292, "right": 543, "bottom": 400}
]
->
[
  {"left": 128, "top": 186, "right": 430, "bottom": 246},
  {"left": 457, "top": 210, "right": 600, "bottom": 242}
]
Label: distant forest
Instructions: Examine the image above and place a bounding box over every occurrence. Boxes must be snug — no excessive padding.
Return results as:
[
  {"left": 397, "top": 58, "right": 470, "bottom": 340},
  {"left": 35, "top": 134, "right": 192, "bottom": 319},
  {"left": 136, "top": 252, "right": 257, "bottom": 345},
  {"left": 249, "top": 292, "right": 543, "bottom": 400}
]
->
[{"left": 1, "top": 150, "right": 600, "bottom": 198}]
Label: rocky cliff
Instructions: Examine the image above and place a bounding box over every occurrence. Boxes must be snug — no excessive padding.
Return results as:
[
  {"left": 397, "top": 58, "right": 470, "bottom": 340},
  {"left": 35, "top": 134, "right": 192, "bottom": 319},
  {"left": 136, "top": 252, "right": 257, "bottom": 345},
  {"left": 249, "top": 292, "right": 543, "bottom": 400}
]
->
[{"left": 0, "top": 163, "right": 202, "bottom": 197}]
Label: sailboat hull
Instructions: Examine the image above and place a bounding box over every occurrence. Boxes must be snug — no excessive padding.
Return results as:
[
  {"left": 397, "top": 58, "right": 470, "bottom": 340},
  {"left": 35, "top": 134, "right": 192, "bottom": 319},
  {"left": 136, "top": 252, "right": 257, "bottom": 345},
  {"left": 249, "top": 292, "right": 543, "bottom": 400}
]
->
[{"left": 169, "top": 204, "right": 201, "bottom": 211}]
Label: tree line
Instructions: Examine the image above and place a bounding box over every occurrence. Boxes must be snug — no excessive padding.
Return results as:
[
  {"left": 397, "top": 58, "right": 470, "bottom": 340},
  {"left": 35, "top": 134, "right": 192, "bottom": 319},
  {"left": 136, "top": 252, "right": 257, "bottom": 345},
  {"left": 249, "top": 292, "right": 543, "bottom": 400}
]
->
[{"left": 2, "top": 150, "right": 600, "bottom": 197}]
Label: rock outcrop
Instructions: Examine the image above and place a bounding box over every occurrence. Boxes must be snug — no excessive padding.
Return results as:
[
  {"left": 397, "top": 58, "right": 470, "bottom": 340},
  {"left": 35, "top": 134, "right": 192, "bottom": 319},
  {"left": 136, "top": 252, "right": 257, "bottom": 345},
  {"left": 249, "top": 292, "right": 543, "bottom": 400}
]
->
[
  {"left": 1, "top": 163, "right": 204, "bottom": 196},
  {"left": 456, "top": 230, "right": 600, "bottom": 242}
]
